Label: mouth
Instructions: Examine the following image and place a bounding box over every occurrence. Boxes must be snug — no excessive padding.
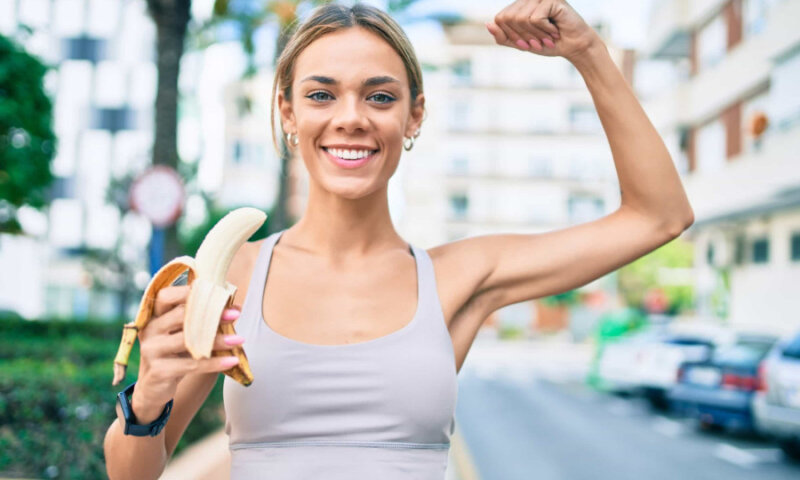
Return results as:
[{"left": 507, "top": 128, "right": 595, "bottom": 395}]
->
[{"left": 322, "top": 147, "right": 380, "bottom": 169}]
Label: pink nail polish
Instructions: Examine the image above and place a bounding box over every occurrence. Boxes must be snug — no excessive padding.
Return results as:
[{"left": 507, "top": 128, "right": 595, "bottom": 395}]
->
[
  {"left": 543, "top": 37, "right": 555, "bottom": 48},
  {"left": 224, "top": 335, "right": 245, "bottom": 345},
  {"left": 222, "top": 309, "right": 240, "bottom": 320},
  {"left": 516, "top": 39, "right": 530, "bottom": 49},
  {"left": 221, "top": 356, "right": 240, "bottom": 367},
  {"left": 529, "top": 39, "right": 542, "bottom": 50}
]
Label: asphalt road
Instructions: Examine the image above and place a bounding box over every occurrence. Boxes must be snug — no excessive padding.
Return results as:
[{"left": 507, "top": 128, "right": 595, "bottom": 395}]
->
[{"left": 454, "top": 339, "right": 800, "bottom": 480}]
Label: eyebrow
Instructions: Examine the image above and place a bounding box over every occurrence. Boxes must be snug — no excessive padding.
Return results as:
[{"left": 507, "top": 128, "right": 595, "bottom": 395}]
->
[{"left": 299, "top": 75, "right": 400, "bottom": 87}]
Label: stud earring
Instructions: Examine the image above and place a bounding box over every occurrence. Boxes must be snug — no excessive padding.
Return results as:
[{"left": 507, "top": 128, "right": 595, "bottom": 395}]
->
[{"left": 286, "top": 132, "right": 299, "bottom": 146}]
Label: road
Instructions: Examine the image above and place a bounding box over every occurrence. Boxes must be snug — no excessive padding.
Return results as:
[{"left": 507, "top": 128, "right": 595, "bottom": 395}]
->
[{"left": 454, "top": 338, "right": 800, "bottom": 480}]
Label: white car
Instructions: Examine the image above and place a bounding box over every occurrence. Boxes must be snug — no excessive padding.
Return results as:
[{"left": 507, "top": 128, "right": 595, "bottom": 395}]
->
[{"left": 753, "top": 331, "right": 800, "bottom": 461}]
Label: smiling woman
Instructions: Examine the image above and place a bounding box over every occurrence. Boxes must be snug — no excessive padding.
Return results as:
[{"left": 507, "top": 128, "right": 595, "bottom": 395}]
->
[{"left": 104, "top": 1, "right": 695, "bottom": 479}]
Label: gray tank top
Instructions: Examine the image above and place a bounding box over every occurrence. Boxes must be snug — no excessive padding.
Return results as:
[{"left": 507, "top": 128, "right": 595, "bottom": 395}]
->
[{"left": 223, "top": 230, "right": 458, "bottom": 479}]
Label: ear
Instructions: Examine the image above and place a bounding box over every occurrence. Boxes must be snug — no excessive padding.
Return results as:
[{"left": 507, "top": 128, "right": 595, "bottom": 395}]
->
[
  {"left": 404, "top": 92, "right": 425, "bottom": 138},
  {"left": 277, "top": 90, "right": 297, "bottom": 134}
]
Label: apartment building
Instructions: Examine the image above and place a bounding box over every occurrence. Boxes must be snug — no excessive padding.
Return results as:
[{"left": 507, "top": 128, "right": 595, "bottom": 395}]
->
[
  {"left": 0, "top": 0, "right": 162, "bottom": 320},
  {"left": 643, "top": 0, "right": 800, "bottom": 334}
]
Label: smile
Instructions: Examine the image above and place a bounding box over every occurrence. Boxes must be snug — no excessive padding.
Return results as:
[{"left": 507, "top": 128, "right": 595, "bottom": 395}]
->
[{"left": 322, "top": 147, "right": 379, "bottom": 169}]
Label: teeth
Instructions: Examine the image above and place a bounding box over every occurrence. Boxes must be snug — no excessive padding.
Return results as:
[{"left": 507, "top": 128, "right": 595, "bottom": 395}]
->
[
  {"left": 112, "top": 207, "right": 267, "bottom": 387},
  {"left": 325, "top": 148, "right": 375, "bottom": 160}
]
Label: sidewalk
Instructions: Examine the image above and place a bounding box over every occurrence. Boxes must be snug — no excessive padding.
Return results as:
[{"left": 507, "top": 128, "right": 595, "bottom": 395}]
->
[{"left": 160, "top": 427, "right": 478, "bottom": 480}]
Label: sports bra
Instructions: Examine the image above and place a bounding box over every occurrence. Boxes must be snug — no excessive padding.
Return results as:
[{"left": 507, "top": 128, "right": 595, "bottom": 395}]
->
[{"left": 223, "top": 230, "right": 458, "bottom": 479}]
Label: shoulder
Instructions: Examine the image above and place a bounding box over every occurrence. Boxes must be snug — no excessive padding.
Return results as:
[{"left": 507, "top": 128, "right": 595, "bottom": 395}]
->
[{"left": 422, "top": 237, "right": 496, "bottom": 325}]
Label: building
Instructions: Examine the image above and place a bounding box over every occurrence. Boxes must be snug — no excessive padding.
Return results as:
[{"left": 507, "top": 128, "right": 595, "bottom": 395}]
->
[
  {"left": 0, "top": 0, "right": 161, "bottom": 320},
  {"left": 642, "top": 0, "right": 800, "bottom": 335}
]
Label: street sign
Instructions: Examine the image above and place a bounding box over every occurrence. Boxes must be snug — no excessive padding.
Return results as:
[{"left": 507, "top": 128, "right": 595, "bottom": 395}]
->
[{"left": 128, "top": 165, "right": 184, "bottom": 228}]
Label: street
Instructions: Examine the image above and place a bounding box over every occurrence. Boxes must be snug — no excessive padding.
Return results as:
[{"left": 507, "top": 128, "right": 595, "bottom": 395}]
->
[{"left": 455, "top": 338, "right": 800, "bottom": 480}]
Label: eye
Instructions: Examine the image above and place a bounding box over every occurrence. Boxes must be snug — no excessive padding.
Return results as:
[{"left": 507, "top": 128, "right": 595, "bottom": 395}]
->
[
  {"left": 306, "top": 91, "right": 332, "bottom": 102},
  {"left": 369, "top": 93, "right": 396, "bottom": 104}
]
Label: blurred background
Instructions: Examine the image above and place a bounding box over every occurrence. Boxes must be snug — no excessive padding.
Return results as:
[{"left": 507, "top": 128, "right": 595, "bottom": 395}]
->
[{"left": 1, "top": 0, "right": 799, "bottom": 478}]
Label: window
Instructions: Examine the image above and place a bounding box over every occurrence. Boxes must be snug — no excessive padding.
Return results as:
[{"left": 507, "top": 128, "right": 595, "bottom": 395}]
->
[
  {"left": 696, "top": 119, "right": 726, "bottom": 173},
  {"left": 451, "top": 59, "right": 471, "bottom": 86},
  {"left": 449, "top": 193, "right": 469, "bottom": 220},
  {"left": 770, "top": 49, "right": 800, "bottom": 129},
  {"left": 791, "top": 232, "right": 800, "bottom": 261},
  {"left": 450, "top": 156, "right": 469, "bottom": 175},
  {"left": 734, "top": 235, "right": 746, "bottom": 265},
  {"left": 92, "top": 107, "right": 134, "bottom": 132},
  {"left": 568, "top": 195, "right": 604, "bottom": 224},
  {"left": 569, "top": 105, "right": 601, "bottom": 133},
  {"left": 449, "top": 100, "right": 471, "bottom": 131},
  {"left": 697, "top": 15, "right": 726, "bottom": 72},
  {"left": 528, "top": 156, "right": 552, "bottom": 178},
  {"left": 751, "top": 237, "right": 769, "bottom": 264},
  {"left": 743, "top": 0, "right": 780, "bottom": 37},
  {"left": 63, "top": 36, "right": 106, "bottom": 62}
]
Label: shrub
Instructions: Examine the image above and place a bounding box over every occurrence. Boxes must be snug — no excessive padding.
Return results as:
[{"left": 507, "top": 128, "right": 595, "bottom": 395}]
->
[{"left": 0, "top": 316, "right": 224, "bottom": 479}]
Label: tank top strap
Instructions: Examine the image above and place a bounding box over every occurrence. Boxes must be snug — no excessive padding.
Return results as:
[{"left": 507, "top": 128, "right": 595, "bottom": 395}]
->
[
  {"left": 237, "top": 230, "right": 284, "bottom": 338},
  {"left": 409, "top": 245, "right": 446, "bottom": 328}
]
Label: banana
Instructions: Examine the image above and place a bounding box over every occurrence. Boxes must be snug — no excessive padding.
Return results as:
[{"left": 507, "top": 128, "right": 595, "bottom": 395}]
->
[{"left": 111, "top": 207, "right": 267, "bottom": 387}]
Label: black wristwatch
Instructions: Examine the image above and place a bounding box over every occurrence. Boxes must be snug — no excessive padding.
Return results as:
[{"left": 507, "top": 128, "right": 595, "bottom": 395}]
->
[{"left": 117, "top": 381, "right": 173, "bottom": 437}]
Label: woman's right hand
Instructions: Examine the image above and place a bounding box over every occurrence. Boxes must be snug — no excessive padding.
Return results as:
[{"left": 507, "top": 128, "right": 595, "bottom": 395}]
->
[{"left": 130, "top": 285, "right": 244, "bottom": 423}]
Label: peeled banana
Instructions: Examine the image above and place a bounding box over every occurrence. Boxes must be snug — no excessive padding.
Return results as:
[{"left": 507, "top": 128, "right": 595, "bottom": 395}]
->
[{"left": 111, "top": 207, "right": 267, "bottom": 387}]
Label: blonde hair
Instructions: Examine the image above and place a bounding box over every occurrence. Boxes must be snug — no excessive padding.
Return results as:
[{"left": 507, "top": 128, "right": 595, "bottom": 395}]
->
[{"left": 270, "top": 2, "right": 424, "bottom": 154}]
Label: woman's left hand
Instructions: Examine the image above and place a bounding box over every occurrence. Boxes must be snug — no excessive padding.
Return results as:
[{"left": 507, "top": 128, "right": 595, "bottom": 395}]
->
[{"left": 486, "top": 0, "right": 602, "bottom": 64}]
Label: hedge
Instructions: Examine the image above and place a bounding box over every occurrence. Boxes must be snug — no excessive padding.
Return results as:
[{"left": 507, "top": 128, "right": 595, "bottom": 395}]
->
[{"left": 0, "top": 316, "right": 225, "bottom": 479}]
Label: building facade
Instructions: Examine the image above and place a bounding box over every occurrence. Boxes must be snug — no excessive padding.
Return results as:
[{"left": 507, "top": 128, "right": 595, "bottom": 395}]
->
[{"left": 643, "top": 0, "right": 800, "bottom": 334}]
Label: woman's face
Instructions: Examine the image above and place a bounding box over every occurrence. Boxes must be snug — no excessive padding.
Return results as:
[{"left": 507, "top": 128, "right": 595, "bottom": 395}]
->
[{"left": 279, "top": 26, "right": 424, "bottom": 200}]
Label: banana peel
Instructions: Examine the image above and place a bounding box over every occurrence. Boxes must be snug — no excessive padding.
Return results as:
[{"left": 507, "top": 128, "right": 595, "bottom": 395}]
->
[{"left": 112, "top": 207, "right": 267, "bottom": 387}]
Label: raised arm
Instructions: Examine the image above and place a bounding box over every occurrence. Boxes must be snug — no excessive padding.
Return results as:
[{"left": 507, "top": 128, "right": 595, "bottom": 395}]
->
[
  {"left": 486, "top": 0, "right": 694, "bottom": 228},
  {"left": 438, "top": 1, "right": 694, "bottom": 356}
]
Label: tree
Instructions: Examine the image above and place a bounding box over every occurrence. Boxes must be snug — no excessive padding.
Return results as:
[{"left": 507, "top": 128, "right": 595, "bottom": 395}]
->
[{"left": 0, "top": 34, "right": 56, "bottom": 236}]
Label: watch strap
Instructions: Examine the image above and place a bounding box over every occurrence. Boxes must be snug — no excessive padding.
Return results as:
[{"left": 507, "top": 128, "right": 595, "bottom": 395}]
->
[{"left": 117, "top": 381, "right": 173, "bottom": 437}]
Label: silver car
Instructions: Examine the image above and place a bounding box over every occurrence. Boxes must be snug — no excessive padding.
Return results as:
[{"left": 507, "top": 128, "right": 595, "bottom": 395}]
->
[{"left": 753, "top": 331, "right": 800, "bottom": 461}]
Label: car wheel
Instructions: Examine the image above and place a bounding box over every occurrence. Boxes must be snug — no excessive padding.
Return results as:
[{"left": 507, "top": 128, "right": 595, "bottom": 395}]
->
[{"left": 778, "top": 438, "right": 800, "bottom": 462}]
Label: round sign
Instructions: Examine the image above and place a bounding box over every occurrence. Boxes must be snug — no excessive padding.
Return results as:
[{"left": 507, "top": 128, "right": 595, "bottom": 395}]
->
[{"left": 128, "top": 165, "right": 185, "bottom": 228}]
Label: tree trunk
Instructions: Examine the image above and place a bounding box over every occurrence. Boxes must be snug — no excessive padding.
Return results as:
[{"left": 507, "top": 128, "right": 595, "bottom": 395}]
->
[{"left": 146, "top": 0, "right": 191, "bottom": 262}]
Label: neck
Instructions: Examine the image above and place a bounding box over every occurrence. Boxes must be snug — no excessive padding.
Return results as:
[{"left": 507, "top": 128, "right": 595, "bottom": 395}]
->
[{"left": 283, "top": 181, "right": 404, "bottom": 262}]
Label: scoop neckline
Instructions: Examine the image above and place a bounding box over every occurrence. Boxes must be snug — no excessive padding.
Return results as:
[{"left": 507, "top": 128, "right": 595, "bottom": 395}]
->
[{"left": 258, "top": 229, "right": 422, "bottom": 349}]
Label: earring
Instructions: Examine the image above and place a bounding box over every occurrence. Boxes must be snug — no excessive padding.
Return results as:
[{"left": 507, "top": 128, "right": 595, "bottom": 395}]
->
[
  {"left": 403, "top": 128, "right": 421, "bottom": 152},
  {"left": 286, "top": 132, "right": 299, "bottom": 146}
]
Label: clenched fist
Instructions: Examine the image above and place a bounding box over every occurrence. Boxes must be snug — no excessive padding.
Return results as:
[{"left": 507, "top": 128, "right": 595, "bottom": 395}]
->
[{"left": 486, "top": 0, "right": 601, "bottom": 63}]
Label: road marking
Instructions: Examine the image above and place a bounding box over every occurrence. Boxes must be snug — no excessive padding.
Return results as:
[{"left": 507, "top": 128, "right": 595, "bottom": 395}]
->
[
  {"left": 651, "top": 416, "right": 684, "bottom": 438},
  {"left": 714, "top": 443, "right": 759, "bottom": 468}
]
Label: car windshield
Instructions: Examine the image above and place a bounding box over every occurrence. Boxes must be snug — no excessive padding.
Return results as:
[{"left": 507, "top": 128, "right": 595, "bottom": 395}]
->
[
  {"left": 783, "top": 333, "right": 800, "bottom": 359},
  {"left": 712, "top": 340, "right": 774, "bottom": 365}
]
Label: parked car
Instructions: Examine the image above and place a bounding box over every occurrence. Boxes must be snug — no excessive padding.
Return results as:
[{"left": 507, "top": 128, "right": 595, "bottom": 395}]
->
[
  {"left": 669, "top": 333, "right": 778, "bottom": 432},
  {"left": 753, "top": 331, "right": 800, "bottom": 460},
  {"left": 637, "top": 334, "right": 718, "bottom": 410},
  {"left": 595, "top": 328, "right": 666, "bottom": 395}
]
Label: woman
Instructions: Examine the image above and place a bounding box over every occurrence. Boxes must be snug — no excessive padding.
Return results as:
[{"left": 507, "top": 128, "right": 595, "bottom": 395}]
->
[{"left": 104, "top": 1, "right": 694, "bottom": 479}]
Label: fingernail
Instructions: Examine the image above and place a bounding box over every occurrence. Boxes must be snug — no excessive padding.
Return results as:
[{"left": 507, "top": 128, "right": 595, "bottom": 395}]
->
[
  {"left": 516, "top": 39, "right": 529, "bottom": 49},
  {"left": 552, "top": 31, "right": 560, "bottom": 39},
  {"left": 224, "top": 335, "right": 245, "bottom": 345},
  {"left": 542, "top": 37, "right": 555, "bottom": 48},
  {"left": 221, "top": 356, "right": 240, "bottom": 367},
  {"left": 529, "top": 39, "right": 542, "bottom": 50},
  {"left": 222, "top": 309, "right": 240, "bottom": 320}
]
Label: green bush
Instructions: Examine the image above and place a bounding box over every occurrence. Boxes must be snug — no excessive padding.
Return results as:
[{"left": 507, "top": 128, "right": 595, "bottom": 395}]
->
[{"left": 0, "top": 316, "right": 225, "bottom": 479}]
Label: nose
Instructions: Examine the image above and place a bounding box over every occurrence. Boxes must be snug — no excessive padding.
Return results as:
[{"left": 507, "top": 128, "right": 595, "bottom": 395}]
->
[{"left": 331, "top": 94, "right": 370, "bottom": 133}]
